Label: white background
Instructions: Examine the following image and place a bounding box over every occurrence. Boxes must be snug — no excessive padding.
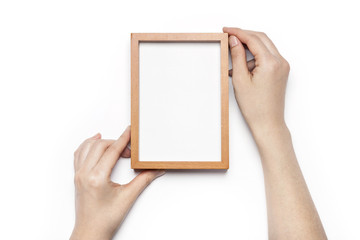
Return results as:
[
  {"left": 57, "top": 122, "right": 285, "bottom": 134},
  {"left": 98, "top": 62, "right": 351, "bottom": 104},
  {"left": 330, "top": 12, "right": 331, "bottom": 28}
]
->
[{"left": 0, "top": 0, "right": 359, "bottom": 239}]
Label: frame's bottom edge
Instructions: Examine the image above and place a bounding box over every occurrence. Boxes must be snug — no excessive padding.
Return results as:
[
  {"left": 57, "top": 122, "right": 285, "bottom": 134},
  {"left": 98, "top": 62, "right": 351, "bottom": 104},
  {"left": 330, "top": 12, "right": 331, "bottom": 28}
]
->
[{"left": 131, "top": 160, "right": 229, "bottom": 170}]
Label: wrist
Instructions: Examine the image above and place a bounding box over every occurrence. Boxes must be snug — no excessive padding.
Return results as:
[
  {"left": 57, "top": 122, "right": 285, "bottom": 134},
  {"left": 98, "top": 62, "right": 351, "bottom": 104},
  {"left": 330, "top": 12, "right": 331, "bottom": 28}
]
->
[
  {"left": 70, "top": 225, "right": 113, "bottom": 240},
  {"left": 250, "top": 121, "right": 299, "bottom": 178},
  {"left": 250, "top": 121, "right": 291, "bottom": 150}
]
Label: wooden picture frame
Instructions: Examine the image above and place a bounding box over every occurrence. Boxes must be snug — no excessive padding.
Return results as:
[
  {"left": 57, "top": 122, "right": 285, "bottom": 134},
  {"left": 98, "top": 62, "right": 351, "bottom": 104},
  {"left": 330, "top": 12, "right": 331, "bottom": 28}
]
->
[{"left": 131, "top": 33, "right": 229, "bottom": 169}]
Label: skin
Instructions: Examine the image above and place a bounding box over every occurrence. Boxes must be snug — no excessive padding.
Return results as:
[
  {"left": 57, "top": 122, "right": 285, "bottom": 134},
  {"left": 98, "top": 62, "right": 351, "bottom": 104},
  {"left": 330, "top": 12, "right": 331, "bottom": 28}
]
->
[
  {"left": 70, "top": 128, "right": 165, "bottom": 240},
  {"left": 71, "top": 27, "right": 327, "bottom": 239},
  {"left": 223, "top": 27, "right": 327, "bottom": 239}
]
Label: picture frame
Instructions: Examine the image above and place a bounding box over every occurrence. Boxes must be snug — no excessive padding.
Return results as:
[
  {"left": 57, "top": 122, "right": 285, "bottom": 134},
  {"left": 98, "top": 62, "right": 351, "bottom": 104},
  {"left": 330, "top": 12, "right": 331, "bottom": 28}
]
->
[{"left": 131, "top": 33, "right": 229, "bottom": 169}]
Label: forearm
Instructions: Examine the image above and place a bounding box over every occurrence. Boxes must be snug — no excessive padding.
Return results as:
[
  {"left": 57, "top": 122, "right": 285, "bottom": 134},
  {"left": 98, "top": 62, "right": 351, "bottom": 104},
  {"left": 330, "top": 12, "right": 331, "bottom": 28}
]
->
[{"left": 253, "top": 124, "right": 327, "bottom": 240}]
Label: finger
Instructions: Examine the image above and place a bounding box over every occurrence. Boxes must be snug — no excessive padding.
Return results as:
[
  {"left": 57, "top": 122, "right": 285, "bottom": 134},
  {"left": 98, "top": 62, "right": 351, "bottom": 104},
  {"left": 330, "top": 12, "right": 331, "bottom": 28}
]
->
[
  {"left": 223, "top": 27, "right": 272, "bottom": 64},
  {"left": 96, "top": 126, "right": 131, "bottom": 175},
  {"left": 74, "top": 133, "right": 101, "bottom": 171},
  {"left": 245, "top": 30, "right": 280, "bottom": 56},
  {"left": 124, "top": 170, "right": 165, "bottom": 202},
  {"left": 228, "top": 59, "right": 256, "bottom": 77},
  {"left": 228, "top": 35, "right": 250, "bottom": 80},
  {"left": 83, "top": 139, "right": 116, "bottom": 171}
]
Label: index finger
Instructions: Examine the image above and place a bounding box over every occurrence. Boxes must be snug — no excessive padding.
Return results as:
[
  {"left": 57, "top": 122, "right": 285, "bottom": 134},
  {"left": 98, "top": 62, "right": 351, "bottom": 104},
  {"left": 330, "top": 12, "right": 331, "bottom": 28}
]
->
[
  {"left": 244, "top": 30, "right": 281, "bottom": 57},
  {"left": 74, "top": 133, "right": 101, "bottom": 171},
  {"left": 95, "top": 126, "right": 131, "bottom": 176},
  {"left": 223, "top": 27, "right": 272, "bottom": 63}
]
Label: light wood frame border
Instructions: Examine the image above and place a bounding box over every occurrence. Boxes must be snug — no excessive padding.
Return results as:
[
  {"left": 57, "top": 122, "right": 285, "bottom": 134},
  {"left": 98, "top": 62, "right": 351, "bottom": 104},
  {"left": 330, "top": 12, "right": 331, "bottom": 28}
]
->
[{"left": 131, "top": 33, "right": 229, "bottom": 169}]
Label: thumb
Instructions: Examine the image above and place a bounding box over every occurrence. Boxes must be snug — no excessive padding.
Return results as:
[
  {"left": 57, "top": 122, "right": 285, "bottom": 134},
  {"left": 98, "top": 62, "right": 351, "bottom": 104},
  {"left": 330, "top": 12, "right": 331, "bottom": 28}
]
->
[
  {"left": 125, "top": 170, "right": 165, "bottom": 201},
  {"left": 228, "top": 35, "right": 250, "bottom": 80}
]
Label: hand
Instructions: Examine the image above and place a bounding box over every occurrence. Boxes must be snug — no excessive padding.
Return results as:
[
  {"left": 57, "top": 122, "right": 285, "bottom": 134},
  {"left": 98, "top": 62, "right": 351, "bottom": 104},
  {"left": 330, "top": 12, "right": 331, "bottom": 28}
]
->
[
  {"left": 223, "top": 27, "right": 290, "bottom": 135},
  {"left": 224, "top": 28, "right": 327, "bottom": 239},
  {"left": 70, "top": 126, "right": 165, "bottom": 240}
]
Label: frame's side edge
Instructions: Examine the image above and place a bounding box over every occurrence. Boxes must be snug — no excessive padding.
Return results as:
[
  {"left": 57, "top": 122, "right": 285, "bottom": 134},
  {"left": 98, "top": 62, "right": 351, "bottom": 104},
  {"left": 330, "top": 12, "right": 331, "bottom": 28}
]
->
[
  {"left": 131, "top": 34, "right": 140, "bottom": 169},
  {"left": 221, "top": 33, "right": 229, "bottom": 169}
]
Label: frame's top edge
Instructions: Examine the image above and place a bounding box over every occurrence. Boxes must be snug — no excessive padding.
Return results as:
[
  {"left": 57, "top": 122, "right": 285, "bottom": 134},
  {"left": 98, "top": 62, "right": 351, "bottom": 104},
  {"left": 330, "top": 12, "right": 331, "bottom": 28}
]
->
[
  {"left": 131, "top": 32, "right": 227, "bottom": 34},
  {"left": 131, "top": 33, "right": 228, "bottom": 41}
]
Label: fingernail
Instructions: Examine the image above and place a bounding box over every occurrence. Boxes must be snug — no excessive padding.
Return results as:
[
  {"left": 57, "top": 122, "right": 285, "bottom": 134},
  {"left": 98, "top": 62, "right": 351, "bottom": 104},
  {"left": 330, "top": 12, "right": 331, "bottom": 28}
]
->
[
  {"left": 229, "top": 35, "right": 239, "bottom": 48},
  {"left": 155, "top": 170, "right": 166, "bottom": 177},
  {"left": 126, "top": 125, "right": 131, "bottom": 131},
  {"left": 92, "top": 133, "right": 101, "bottom": 139}
]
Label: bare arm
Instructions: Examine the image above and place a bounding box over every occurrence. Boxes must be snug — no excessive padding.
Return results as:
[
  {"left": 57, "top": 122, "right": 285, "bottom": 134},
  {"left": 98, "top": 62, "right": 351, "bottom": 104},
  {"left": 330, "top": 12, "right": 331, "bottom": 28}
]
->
[
  {"left": 223, "top": 27, "right": 327, "bottom": 239},
  {"left": 254, "top": 124, "right": 326, "bottom": 239}
]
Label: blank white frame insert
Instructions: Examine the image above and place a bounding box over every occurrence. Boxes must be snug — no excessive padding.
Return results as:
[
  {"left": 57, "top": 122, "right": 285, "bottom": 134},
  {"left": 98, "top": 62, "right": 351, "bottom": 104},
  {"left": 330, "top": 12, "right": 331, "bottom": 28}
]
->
[{"left": 139, "top": 42, "right": 221, "bottom": 162}]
